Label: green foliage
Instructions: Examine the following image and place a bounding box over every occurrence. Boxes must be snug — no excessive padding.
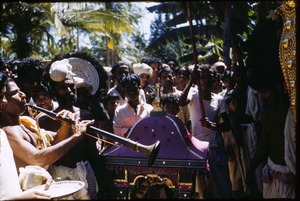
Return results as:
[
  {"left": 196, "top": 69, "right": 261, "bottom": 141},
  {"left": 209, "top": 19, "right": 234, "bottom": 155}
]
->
[
  {"left": 1, "top": 2, "right": 146, "bottom": 65},
  {"left": 1, "top": 2, "right": 52, "bottom": 59},
  {"left": 1, "top": 1, "right": 282, "bottom": 67},
  {"left": 145, "top": 1, "right": 281, "bottom": 67}
]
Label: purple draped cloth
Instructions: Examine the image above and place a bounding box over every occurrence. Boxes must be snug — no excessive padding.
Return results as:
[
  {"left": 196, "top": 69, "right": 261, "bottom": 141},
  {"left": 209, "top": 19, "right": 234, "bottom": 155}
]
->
[{"left": 100, "top": 113, "right": 208, "bottom": 170}]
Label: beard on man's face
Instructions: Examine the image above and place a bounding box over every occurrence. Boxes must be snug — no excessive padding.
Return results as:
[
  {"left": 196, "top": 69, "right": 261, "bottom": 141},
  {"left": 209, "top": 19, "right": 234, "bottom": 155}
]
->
[{"left": 56, "top": 92, "right": 77, "bottom": 106}]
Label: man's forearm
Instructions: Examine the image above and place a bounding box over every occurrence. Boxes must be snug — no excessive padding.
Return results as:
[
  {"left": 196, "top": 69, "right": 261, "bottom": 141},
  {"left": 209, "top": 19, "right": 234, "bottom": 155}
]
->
[
  {"left": 179, "top": 81, "right": 193, "bottom": 106},
  {"left": 29, "top": 134, "right": 81, "bottom": 167}
]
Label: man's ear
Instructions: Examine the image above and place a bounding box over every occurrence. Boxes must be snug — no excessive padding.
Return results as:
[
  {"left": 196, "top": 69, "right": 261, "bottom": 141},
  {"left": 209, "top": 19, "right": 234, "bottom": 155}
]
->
[
  {"left": 2, "top": 94, "right": 8, "bottom": 104},
  {"left": 0, "top": 95, "right": 8, "bottom": 109}
]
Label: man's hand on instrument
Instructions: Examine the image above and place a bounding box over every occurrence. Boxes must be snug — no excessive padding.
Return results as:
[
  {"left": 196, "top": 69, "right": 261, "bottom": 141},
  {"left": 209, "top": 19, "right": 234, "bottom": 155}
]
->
[
  {"left": 56, "top": 109, "right": 78, "bottom": 120},
  {"left": 96, "top": 139, "right": 102, "bottom": 153},
  {"left": 72, "top": 118, "right": 95, "bottom": 140},
  {"left": 55, "top": 110, "right": 78, "bottom": 131}
]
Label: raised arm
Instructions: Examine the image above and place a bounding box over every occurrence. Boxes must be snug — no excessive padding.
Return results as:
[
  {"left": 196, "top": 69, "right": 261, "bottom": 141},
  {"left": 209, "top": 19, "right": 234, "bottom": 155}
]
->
[{"left": 179, "top": 67, "right": 199, "bottom": 107}]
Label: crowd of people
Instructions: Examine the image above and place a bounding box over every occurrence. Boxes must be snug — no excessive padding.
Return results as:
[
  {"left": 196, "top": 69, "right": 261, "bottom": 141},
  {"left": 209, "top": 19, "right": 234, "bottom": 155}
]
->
[{"left": 0, "top": 16, "right": 296, "bottom": 200}]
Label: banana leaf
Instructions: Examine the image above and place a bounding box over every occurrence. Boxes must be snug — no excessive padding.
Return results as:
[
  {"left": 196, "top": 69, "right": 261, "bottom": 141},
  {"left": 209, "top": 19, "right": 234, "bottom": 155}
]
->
[{"left": 145, "top": 25, "right": 222, "bottom": 54}]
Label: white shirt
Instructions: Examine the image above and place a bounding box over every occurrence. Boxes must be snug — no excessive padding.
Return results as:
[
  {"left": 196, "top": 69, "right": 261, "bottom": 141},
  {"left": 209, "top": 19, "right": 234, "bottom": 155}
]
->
[
  {"left": 113, "top": 100, "right": 153, "bottom": 137},
  {"left": 187, "top": 91, "right": 227, "bottom": 139},
  {"left": 0, "top": 129, "right": 23, "bottom": 199},
  {"left": 108, "top": 87, "right": 146, "bottom": 106}
]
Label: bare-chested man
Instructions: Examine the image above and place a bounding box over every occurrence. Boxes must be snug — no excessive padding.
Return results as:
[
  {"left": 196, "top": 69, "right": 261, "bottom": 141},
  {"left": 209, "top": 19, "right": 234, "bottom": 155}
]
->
[{"left": 0, "top": 74, "right": 94, "bottom": 172}]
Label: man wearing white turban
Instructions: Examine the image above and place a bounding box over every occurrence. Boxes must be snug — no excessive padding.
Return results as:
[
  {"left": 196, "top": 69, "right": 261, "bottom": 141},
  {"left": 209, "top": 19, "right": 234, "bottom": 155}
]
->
[{"left": 133, "top": 63, "right": 153, "bottom": 89}]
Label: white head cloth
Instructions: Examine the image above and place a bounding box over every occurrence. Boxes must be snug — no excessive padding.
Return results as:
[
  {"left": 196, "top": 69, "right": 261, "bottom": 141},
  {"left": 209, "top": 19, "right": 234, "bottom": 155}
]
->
[{"left": 133, "top": 63, "right": 153, "bottom": 76}]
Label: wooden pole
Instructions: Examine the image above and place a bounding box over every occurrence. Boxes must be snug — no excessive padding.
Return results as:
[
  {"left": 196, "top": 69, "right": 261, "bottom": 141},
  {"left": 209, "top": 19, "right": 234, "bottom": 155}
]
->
[{"left": 186, "top": 1, "right": 205, "bottom": 118}]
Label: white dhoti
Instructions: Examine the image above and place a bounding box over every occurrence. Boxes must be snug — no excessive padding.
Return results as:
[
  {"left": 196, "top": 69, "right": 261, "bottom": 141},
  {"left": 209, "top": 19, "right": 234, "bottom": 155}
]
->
[{"left": 262, "top": 158, "right": 295, "bottom": 198}]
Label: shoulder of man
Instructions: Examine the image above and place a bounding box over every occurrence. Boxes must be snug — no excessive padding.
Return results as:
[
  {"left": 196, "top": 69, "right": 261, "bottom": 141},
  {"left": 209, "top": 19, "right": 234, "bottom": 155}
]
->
[
  {"left": 2, "top": 124, "right": 24, "bottom": 138},
  {"left": 115, "top": 103, "right": 128, "bottom": 112}
]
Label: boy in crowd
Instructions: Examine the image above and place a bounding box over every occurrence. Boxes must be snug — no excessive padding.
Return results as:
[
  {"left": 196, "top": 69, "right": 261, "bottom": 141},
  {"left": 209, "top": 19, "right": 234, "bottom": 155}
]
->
[
  {"left": 161, "top": 93, "right": 180, "bottom": 116},
  {"left": 101, "top": 93, "right": 120, "bottom": 133},
  {"left": 223, "top": 90, "right": 247, "bottom": 198},
  {"left": 174, "top": 65, "right": 190, "bottom": 91},
  {"left": 113, "top": 74, "right": 153, "bottom": 137},
  {"left": 109, "top": 61, "right": 146, "bottom": 106}
]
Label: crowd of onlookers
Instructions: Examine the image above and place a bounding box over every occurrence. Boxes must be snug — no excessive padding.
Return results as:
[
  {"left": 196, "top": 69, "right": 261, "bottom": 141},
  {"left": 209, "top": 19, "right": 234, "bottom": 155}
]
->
[{"left": 0, "top": 17, "right": 296, "bottom": 199}]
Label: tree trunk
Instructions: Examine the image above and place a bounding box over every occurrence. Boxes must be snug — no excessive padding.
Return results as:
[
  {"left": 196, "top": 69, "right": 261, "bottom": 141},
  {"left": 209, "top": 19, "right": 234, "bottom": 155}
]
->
[
  {"left": 77, "top": 26, "right": 80, "bottom": 51},
  {"left": 16, "top": 32, "right": 31, "bottom": 59},
  {"left": 223, "top": 2, "right": 232, "bottom": 70},
  {"left": 106, "top": 37, "right": 111, "bottom": 66}
]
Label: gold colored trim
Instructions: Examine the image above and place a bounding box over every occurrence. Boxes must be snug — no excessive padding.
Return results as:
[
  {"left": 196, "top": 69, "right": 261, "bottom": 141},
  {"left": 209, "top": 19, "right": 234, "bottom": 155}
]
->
[
  {"left": 113, "top": 170, "right": 128, "bottom": 182},
  {"left": 78, "top": 192, "right": 89, "bottom": 200},
  {"left": 177, "top": 173, "right": 193, "bottom": 186},
  {"left": 130, "top": 175, "right": 146, "bottom": 185},
  {"left": 178, "top": 182, "right": 193, "bottom": 186},
  {"left": 130, "top": 174, "right": 175, "bottom": 188},
  {"left": 276, "top": 0, "right": 296, "bottom": 123}
]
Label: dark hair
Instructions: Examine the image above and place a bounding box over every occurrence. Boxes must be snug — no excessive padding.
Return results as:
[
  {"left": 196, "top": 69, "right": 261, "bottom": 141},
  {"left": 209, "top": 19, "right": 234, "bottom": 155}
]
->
[
  {"left": 147, "top": 91, "right": 156, "bottom": 104},
  {"left": 32, "top": 83, "right": 52, "bottom": 100},
  {"left": 161, "top": 93, "right": 180, "bottom": 107},
  {"left": 158, "top": 67, "right": 174, "bottom": 78},
  {"left": 120, "top": 74, "right": 141, "bottom": 88},
  {"left": 102, "top": 92, "right": 120, "bottom": 105},
  {"left": 199, "top": 64, "right": 214, "bottom": 81},
  {"left": 15, "top": 58, "right": 44, "bottom": 82},
  {"left": 143, "top": 84, "right": 155, "bottom": 92},
  {"left": 141, "top": 57, "right": 162, "bottom": 67},
  {"left": 111, "top": 61, "right": 132, "bottom": 75},
  {"left": 174, "top": 65, "right": 190, "bottom": 77},
  {"left": 140, "top": 57, "right": 150, "bottom": 64},
  {"left": 165, "top": 58, "right": 178, "bottom": 66},
  {"left": 0, "top": 72, "right": 9, "bottom": 93},
  {"left": 225, "top": 89, "right": 239, "bottom": 105},
  {"left": 0, "top": 58, "right": 13, "bottom": 72},
  {"left": 222, "top": 70, "right": 235, "bottom": 89},
  {"left": 0, "top": 72, "right": 14, "bottom": 99}
]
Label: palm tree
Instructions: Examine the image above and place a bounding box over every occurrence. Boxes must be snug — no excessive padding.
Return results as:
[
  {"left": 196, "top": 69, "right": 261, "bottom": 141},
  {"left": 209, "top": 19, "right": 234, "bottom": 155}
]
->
[
  {"left": 1, "top": 2, "right": 53, "bottom": 59},
  {"left": 54, "top": 2, "right": 142, "bottom": 66}
]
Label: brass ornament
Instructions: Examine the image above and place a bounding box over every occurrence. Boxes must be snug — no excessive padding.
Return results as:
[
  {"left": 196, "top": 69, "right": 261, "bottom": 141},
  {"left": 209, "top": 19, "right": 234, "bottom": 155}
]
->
[
  {"left": 282, "top": 39, "right": 289, "bottom": 48},
  {"left": 275, "top": 0, "right": 296, "bottom": 123},
  {"left": 284, "top": 20, "right": 292, "bottom": 30},
  {"left": 287, "top": 1, "right": 295, "bottom": 8}
]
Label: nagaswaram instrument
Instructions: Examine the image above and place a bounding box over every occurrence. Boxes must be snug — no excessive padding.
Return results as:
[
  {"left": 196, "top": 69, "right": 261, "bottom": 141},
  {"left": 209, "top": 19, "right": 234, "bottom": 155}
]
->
[{"left": 27, "top": 104, "right": 160, "bottom": 166}]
